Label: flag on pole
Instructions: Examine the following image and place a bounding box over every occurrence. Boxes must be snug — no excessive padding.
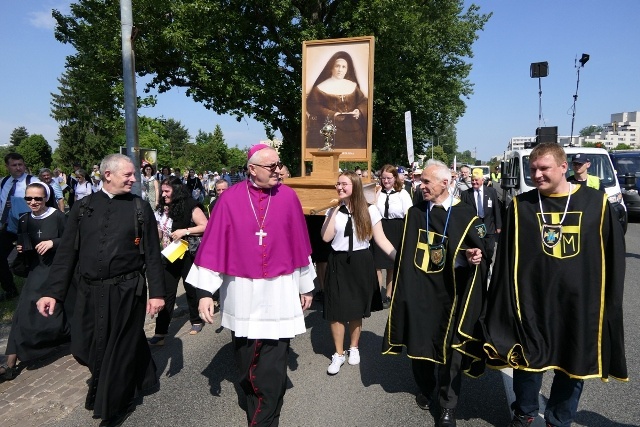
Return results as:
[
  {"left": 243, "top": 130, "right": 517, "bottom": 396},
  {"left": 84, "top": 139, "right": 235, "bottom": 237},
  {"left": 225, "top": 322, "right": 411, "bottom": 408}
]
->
[{"left": 405, "top": 111, "right": 414, "bottom": 165}]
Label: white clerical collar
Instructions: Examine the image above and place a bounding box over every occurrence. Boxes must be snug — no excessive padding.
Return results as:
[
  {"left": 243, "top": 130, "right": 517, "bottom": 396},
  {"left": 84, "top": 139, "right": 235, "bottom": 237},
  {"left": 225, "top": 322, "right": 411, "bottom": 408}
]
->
[
  {"left": 429, "top": 194, "right": 454, "bottom": 211},
  {"left": 31, "top": 207, "right": 56, "bottom": 220},
  {"left": 101, "top": 188, "right": 116, "bottom": 199}
]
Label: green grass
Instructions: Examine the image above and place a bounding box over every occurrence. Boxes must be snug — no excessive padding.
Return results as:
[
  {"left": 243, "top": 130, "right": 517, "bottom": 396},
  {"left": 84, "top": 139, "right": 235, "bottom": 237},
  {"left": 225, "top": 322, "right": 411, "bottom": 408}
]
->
[{"left": 0, "top": 277, "right": 25, "bottom": 323}]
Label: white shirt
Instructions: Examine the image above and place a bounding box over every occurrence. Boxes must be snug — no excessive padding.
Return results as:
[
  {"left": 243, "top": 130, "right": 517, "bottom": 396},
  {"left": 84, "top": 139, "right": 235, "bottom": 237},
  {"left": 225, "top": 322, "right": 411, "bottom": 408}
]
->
[
  {"left": 374, "top": 188, "right": 413, "bottom": 219},
  {"left": 75, "top": 181, "right": 92, "bottom": 200},
  {"left": 328, "top": 204, "right": 381, "bottom": 251},
  {"left": 474, "top": 187, "right": 484, "bottom": 213},
  {"left": 0, "top": 173, "right": 41, "bottom": 218}
]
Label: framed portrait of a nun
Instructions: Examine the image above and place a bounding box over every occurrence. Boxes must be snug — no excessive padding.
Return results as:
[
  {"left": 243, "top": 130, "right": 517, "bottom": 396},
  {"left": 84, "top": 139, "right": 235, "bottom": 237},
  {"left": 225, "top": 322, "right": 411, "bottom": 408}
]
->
[{"left": 302, "top": 36, "right": 374, "bottom": 163}]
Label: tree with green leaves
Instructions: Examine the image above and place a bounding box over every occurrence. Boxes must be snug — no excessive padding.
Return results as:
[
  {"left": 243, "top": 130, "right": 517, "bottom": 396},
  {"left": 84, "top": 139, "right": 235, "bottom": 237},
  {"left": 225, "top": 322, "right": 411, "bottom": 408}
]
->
[
  {"left": 425, "top": 145, "right": 449, "bottom": 166},
  {"left": 9, "top": 127, "right": 29, "bottom": 146},
  {"left": 17, "top": 134, "right": 52, "bottom": 172},
  {"left": 52, "top": 0, "right": 490, "bottom": 174},
  {"left": 185, "top": 127, "right": 229, "bottom": 172},
  {"left": 579, "top": 125, "right": 603, "bottom": 137},
  {"left": 50, "top": 67, "right": 124, "bottom": 168}
]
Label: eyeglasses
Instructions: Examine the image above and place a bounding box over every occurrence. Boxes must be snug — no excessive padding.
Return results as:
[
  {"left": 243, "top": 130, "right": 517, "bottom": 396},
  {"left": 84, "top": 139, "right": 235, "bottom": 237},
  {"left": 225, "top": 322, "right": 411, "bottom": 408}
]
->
[
  {"left": 253, "top": 162, "right": 283, "bottom": 172},
  {"left": 24, "top": 197, "right": 44, "bottom": 202},
  {"left": 335, "top": 182, "right": 352, "bottom": 188}
]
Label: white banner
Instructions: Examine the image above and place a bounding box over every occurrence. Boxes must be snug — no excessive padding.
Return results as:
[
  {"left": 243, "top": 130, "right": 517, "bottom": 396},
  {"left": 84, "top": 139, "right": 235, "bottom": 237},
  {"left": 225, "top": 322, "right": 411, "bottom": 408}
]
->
[{"left": 404, "top": 111, "right": 414, "bottom": 165}]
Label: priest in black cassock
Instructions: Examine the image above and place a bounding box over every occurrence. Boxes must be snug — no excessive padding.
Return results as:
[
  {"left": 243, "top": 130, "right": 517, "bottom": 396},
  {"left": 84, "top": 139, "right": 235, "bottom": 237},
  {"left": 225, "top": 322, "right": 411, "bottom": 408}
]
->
[
  {"left": 383, "top": 160, "right": 487, "bottom": 427},
  {"left": 37, "top": 154, "right": 165, "bottom": 426},
  {"left": 482, "top": 143, "right": 627, "bottom": 427}
]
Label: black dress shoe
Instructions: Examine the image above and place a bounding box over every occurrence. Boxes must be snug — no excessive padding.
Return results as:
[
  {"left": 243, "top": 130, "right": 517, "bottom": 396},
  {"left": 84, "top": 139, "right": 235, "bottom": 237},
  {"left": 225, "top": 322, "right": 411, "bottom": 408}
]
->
[
  {"left": 439, "top": 407, "right": 456, "bottom": 427},
  {"left": 415, "top": 393, "right": 432, "bottom": 410}
]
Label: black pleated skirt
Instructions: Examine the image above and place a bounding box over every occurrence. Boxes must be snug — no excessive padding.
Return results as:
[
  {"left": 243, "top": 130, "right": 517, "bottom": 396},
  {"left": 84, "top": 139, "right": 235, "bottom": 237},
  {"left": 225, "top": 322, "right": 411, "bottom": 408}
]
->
[
  {"left": 323, "top": 249, "right": 382, "bottom": 322},
  {"left": 372, "top": 218, "right": 404, "bottom": 269},
  {"left": 305, "top": 214, "right": 331, "bottom": 263}
]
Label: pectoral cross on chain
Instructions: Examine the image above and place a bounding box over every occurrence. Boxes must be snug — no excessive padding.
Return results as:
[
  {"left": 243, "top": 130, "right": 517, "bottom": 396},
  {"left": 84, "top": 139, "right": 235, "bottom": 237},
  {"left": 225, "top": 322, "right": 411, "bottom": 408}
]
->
[
  {"left": 256, "top": 229, "right": 267, "bottom": 245},
  {"left": 37, "top": 229, "right": 43, "bottom": 238}
]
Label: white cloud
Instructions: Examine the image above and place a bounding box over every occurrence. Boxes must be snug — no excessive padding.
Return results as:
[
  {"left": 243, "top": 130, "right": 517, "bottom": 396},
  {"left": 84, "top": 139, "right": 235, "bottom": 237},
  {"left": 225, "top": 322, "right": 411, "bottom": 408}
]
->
[
  {"left": 28, "top": 10, "right": 56, "bottom": 31},
  {"left": 28, "top": 2, "right": 71, "bottom": 31}
]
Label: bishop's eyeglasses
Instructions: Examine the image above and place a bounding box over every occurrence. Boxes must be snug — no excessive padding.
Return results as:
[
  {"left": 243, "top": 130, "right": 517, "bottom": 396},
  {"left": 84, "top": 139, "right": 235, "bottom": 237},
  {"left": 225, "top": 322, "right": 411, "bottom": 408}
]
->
[{"left": 252, "top": 161, "right": 284, "bottom": 172}]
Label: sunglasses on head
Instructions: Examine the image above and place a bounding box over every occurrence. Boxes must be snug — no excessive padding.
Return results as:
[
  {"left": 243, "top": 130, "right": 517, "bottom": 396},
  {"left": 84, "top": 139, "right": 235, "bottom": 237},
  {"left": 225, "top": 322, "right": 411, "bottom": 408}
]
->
[
  {"left": 253, "top": 161, "right": 284, "bottom": 172},
  {"left": 24, "top": 196, "right": 44, "bottom": 202}
]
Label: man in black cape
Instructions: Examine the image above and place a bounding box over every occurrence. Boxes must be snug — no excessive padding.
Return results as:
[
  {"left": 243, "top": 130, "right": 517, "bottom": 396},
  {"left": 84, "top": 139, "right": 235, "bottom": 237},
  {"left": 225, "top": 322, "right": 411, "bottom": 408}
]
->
[
  {"left": 482, "top": 143, "right": 627, "bottom": 427},
  {"left": 383, "top": 160, "right": 487, "bottom": 427},
  {"left": 38, "top": 154, "right": 165, "bottom": 426}
]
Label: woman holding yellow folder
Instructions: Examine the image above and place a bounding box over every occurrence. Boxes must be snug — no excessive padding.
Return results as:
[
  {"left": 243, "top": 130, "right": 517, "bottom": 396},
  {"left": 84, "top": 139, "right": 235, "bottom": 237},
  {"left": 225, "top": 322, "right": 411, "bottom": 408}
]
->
[{"left": 148, "top": 177, "right": 208, "bottom": 345}]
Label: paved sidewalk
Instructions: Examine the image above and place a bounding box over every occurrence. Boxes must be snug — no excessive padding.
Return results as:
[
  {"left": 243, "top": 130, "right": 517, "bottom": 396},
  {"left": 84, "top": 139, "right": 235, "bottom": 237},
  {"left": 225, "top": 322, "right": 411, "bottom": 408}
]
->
[{"left": 0, "top": 288, "right": 188, "bottom": 427}]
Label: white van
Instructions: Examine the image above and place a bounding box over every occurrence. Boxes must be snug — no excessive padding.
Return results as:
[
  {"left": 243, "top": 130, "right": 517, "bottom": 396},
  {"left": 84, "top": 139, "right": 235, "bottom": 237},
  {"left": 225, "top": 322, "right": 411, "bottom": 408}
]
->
[{"left": 494, "top": 147, "right": 627, "bottom": 230}]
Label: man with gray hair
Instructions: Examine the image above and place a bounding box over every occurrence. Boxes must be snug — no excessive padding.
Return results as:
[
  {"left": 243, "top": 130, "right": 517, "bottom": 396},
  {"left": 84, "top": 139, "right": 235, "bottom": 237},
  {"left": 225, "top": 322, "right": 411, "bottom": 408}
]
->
[
  {"left": 383, "top": 159, "right": 487, "bottom": 427},
  {"left": 37, "top": 153, "right": 165, "bottom": 426},
  {"left": 456, "top": 165, "right": 472, "bottom": 193},
  {"left": 39, "top": 168, "right": 65, "bottom": 212}
]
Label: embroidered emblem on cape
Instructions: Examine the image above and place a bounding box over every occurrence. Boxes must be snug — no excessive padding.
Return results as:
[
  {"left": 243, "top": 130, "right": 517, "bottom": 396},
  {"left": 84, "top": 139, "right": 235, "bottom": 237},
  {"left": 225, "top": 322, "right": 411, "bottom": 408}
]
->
[
  {"left": 415, "top": 229, "right": 448, "bottom": 273},
  {"left": 541, "top": 224, "right": 561, "bottom": 248},
  {"left": 429, "top": 244, "right": 445, "bottom": 268},
  {"left": 475, "top": 224, "right": 487, "bottom": 238},
  {"left": 536, "top": 212, "right": 582, "bottom": 259}
]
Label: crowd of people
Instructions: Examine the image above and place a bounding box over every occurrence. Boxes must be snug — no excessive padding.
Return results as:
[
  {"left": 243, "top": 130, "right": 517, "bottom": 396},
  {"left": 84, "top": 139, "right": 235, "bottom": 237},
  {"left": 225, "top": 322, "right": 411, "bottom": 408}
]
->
[{"left": 0, "top": 143, "right": 628, "bottom": 427}]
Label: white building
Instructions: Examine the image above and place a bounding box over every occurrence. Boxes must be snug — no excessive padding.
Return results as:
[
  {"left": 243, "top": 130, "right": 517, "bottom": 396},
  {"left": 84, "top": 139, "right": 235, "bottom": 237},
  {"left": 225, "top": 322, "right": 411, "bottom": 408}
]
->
[
  {"left": 507, "top": 136, "right": 536, "bottom": 150},
  {"left": 583, "top": 111, "right": 639, "bottom": 149}
]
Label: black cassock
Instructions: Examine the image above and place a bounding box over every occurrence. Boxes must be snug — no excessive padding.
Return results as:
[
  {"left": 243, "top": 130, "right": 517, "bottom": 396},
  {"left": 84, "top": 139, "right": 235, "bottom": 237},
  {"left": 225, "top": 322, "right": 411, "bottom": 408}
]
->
[{"left": 46, "top": 191, "right": 165, "bottom": 420}]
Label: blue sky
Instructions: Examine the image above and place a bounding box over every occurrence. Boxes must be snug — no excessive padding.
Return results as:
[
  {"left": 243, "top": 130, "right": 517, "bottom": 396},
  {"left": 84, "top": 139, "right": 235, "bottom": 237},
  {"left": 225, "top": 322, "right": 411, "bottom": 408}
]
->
[{"left": 1, "top": 1, "right": 638, "bottom": 162}]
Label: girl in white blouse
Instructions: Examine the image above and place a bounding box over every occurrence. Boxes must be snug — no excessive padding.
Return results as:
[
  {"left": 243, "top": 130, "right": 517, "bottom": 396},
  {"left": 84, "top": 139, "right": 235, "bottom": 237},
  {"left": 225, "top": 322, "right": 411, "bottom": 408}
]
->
[
  {"left": 320, "top": 171, "right": 396, "bottom": 375},
  {"left": 372, "top": 165, "right": 413, "bottom": 308}
]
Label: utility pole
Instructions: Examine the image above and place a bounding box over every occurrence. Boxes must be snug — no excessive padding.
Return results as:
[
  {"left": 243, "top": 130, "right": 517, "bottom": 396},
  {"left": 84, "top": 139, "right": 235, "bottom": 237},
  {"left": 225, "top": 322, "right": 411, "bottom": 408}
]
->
[{"left": 120, "top": 0, "right": 141, "bottom": 195}]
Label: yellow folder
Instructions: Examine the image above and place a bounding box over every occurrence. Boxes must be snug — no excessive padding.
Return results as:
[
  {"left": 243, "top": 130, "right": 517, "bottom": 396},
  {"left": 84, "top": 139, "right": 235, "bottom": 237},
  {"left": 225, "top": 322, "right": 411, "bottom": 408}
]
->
[{"left": 161, "top": 239, "right": 188, "bottom": 263}]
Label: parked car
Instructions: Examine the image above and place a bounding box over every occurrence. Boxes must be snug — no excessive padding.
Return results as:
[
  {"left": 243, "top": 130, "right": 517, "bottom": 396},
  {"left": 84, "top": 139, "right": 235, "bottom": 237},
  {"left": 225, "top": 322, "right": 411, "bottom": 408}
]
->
[
  {"left": 495, "top": 147, "right": 627, "bottom": 232},
  {"left": 609, "top": 150, "right": 640, "bottom": 216}
]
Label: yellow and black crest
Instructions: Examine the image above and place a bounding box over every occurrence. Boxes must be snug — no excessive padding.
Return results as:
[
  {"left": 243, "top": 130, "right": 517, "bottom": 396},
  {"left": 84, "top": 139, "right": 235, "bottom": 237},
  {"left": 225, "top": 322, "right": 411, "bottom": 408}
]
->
[
  {"left": 415, "top": 229, "right": 449, "bottom": 273},
  {"left": 536, "top": 212, "right": 582, "bottom": 259}
]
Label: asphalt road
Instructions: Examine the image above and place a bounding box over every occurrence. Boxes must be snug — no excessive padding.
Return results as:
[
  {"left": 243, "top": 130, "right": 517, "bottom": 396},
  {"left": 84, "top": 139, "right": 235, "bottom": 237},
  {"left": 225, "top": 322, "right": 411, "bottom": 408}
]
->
[{"left": 41, "top": 222, "right": 640, "bottom": 426}]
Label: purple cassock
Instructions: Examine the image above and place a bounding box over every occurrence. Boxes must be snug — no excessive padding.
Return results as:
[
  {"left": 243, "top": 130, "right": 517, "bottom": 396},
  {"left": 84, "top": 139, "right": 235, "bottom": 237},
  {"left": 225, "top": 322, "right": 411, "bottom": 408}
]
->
[{"left": 194, "top": 179, "right": 312, "bottom": 279}]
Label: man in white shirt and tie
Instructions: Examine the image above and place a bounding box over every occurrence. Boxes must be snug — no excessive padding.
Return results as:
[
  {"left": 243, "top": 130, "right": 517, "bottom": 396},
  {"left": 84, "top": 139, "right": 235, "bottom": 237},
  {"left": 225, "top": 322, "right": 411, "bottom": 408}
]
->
[{"left": 461, "top": 168, "right": 501, "bottom": 263}]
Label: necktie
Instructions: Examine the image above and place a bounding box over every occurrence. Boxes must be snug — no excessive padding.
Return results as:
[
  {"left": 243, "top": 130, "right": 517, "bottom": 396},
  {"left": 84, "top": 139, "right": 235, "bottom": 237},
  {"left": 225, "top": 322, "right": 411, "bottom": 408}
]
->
[
  {"left": 476, "top": 190, "right": 484, "bottom": 218},
  {"left": 338, "top": 205, "right": 353, "bottom": 258},
  {"left": 1, "top": 179, "right": 18, "bottom": 224},
  {"left": 383, "top": 190, "right": 396, "bottom": 218}
]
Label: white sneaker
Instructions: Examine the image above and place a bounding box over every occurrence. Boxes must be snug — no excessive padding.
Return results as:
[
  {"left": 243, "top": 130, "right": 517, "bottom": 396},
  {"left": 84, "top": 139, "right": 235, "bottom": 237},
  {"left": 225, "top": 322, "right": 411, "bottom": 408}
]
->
[
  {"left": 348, "top": 347, "right": 360, "bottom": 365},
  {"left": 327, "top": 352, "right": 346, "bottom": 375}
]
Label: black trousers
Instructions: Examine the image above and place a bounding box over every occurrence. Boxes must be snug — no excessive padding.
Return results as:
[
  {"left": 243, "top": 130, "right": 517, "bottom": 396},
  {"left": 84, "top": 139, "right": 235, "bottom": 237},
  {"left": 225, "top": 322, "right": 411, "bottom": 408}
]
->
[
  {"left": 0, "top": 229, "right": 17, "bottom": 295},
  {"left": 154, "top": 253, "right": 199, "bottom": 335},
  {"left": 411, "top": 349, "right": 464, "bottom": 409},
  {"left": 484, "top": 233, "right": 497, "bottom": 264},
  {"left": 233, "top": 334, "right": 290, "bottom": 427}
]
